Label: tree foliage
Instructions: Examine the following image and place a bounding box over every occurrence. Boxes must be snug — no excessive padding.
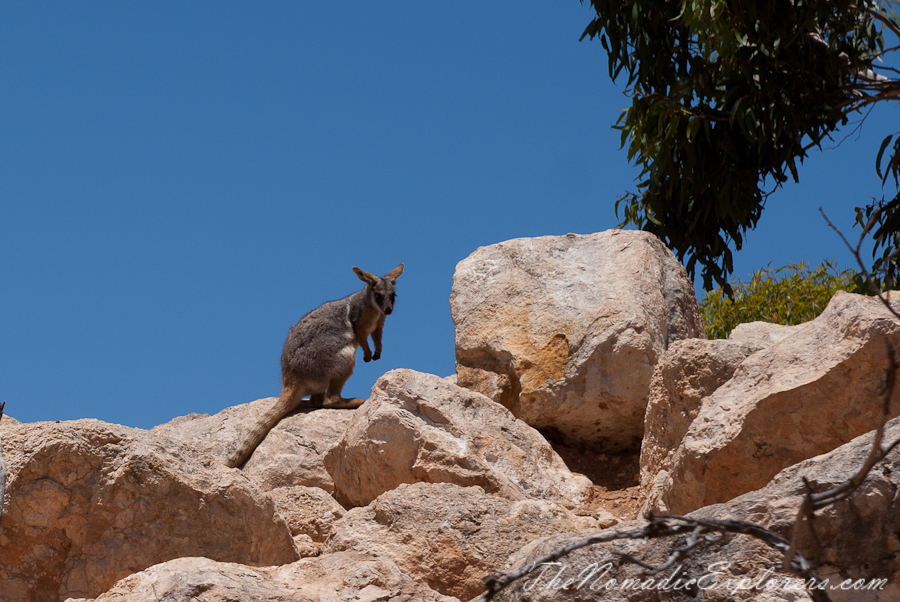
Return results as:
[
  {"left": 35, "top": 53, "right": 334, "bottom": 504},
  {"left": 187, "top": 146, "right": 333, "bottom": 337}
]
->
[
  {"left": 700, "top": 259, "right": 860, "bottom": 339},
  {"left": 580, "top": 0, "right": 900, "bottom": 292}
]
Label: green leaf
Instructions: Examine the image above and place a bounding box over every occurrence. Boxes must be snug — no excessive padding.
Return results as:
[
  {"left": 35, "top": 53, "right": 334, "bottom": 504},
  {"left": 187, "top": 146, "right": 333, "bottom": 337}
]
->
[
  {"left": 883, "top": 3, "right": 900, "bottom": 28},
  {"left": 876, "top": 134, "right": 893, "bottom": 182},
  {"left": 686, "top": 117, "right": 701, "bottom": 142},
  {"left": 729, "top": 97, "right": 743, "bottom": 127}
]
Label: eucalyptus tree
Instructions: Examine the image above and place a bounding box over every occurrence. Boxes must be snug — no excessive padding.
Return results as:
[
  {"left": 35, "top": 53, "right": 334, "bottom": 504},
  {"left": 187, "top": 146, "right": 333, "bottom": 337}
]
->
[{"left": 580, "top": 0, "right": 900, "bottom": 292}]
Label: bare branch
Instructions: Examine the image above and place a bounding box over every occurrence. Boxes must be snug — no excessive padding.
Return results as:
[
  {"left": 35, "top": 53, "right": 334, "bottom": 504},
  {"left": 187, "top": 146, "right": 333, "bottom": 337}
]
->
[
  {"left": 479, "top": 515, "right": 827, "bottom": 601},
  {"left": 807, "top": 343, "right": 898, "bottom": 511},
  {"left": 783, "top": 210, "right": 900, "bottom": 591},
  {"left": 819, "top": 206, "right": 900, "bottom": 322}
]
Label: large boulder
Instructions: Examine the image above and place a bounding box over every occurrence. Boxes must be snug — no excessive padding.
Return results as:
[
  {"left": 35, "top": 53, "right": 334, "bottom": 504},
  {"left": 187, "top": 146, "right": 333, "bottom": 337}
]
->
[
  {"left": 643, "top": 291, "right": 900, "bottom": 514},
  {"left": 65, "top": 552, "right": 459, "bottom": 602},
  {"left": 450, "top": 229, "right": 704, "bottom": 451},
  {"left": 640, "top": 338, "right": 763, "bottom": 507},
  {"left": 490, "top": 414, "right": 900, "bottom": 602},
  {"left": 0, "top": 419, "right": 298, "bottom": 602},
  {"left": 152, "top": 398, "right": 355, "bottom": 494},
  {"left": 323, "top": 482, "right": 601, "bottom": 601},
  {"left": 324, "top": 369, "right": 593, "bottom": 509}
]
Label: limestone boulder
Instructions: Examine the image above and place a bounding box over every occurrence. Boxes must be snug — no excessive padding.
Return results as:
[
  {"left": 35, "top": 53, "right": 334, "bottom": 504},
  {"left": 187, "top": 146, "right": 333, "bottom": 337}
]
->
[
  {"left": 267, "top": 485, "right": 346, "bottom": 555},
  {"left": 153, "top": 398, "right": 355, "bottom": 493},
  {"left": 65, "top": 552, "right": 459, "bottom": 602},
  {"left": 324, "top": 369, "right": 593, "bottom": 509},
  {"left": 451, "top": 229, "right": 704, "bottom": 451},
  {"left": 323, "top": 482, "right": 601, "bottom": 601},
  {"left": 490, "top": 415, "right": 900, "bottom": 602},
  {"left": 0, "top": 419, "right": 298, "bottom": 602},
  {"left": 645, "top": 291, "right": 900, "bottom": 514},
  {"left": 640, "top": 338, "right": 763, "bottom": 506}
]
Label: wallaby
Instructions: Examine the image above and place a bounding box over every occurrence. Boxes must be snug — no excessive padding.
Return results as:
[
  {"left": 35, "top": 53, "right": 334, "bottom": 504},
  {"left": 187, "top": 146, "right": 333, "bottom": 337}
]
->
[{"left": 226, "top": 264, "right": 404, "bottom": 469}]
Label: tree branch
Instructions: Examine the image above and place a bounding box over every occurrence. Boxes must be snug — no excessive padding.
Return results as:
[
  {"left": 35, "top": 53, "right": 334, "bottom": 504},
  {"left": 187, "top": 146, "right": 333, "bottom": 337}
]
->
[
  {"left": 819, "top": 206, "right": 900, "bottom": 322},
  {"left": 480, "top": 515, "right": 827, "bottom": 601}
]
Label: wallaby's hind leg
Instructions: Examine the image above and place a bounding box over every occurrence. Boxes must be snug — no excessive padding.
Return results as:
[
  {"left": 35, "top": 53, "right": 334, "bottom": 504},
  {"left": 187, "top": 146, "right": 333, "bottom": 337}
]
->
[
  {"left": 226, "top": 382, "right": 304, "bottom": 469},
  {"left": 322, "top": 374, "right": 365, "bottom": 409},
  {"left": 308, "top": 393, "right": 326, "bottom": 407}
]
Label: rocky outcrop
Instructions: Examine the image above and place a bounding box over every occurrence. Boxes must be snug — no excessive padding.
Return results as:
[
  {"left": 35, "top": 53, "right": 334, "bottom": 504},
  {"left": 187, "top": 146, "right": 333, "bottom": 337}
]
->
[
  {"left": 451, "top": 229, "right": 704, "bottom": 451},
  {"left": 153, "top": 398, "right": 355, "bottom": 493},
  {"left": 6, "top": 232, "right": 900, "bottom": 602},
  {"left": 489, "top": 414, "right": 900, "bottom": 602},
  {"left": 643, "top": 291, "right": 900, "bottom": 515},
  {"left": 640, "top": 338, "right": 763, "bottom": 506},
  {"left": 323, "top": 482, "right": 601, "bottom": 601},
  {"left": 0, "top": 419, "right": 298, "bottom": 602},
  {"left": 324, "top": 369, "right": 593, "bottom": 509},
  {"left": 66, "top": 552, "right": 460, "bottom": 602}
]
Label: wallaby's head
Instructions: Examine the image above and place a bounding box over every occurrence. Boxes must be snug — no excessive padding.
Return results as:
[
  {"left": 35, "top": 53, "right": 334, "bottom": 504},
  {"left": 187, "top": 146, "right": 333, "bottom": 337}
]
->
[{"left": 352, "top": 264, "right": 404, "bottom": 315}]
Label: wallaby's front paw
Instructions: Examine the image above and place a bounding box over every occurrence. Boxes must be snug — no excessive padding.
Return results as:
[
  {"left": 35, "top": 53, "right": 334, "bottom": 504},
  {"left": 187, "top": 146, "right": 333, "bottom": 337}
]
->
[
  {"left": 372, "top": 351, "right": 381, "bottom": 361},
  {"left": 363, "top": 352, "right": 373, "bottom": 362}
]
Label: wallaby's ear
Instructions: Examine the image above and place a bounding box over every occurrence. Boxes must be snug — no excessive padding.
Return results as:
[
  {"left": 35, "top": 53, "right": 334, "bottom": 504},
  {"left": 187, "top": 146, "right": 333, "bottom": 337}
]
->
[
  {"left": 352, "top": 266, "right": 378, "bottom": 286},
  {"left": 384, "top": 263, "right": 404, "bottom": 282}
]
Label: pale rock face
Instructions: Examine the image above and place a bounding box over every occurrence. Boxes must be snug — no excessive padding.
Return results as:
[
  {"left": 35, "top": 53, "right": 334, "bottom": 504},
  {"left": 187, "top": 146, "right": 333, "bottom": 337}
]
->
[
  {"left": 152, "top": 398, "right": 355, "bottom": 493},
  {"left": 267, "top": 485, "right": 346, "bottom": 554},
  {"left": 640, "top": 338, "right": 764, "bottom": 510},
  {"left": 0, "top": 415, "right": 6, "bottom": 525},
  {"left": 0, "top": 413, "right": 13, "bottom": 526},
  {"left": 646, "top": 291, "right": 900, "bottom": 514},
  {"left": 64, "top": 552, "right": 460, "bottom": 602},
  {"left": 323, "top": 482, "right": 601, "bottom": 601},
  {"left": 0, "top": 446, "right": 4, "bottom": 527},
  {"left": 491, "top": 416, "right": 900, "bottom": 602},
  {"left": 450, "top": 230, "right": 704, "bottom": 451},
  {"left": 324, "top": 369, "right": 593, "bottom": 509},
  {"left": 728, "top": 321, "right": 804, "bottom": 346},
  {"left": 0, "top": 419, "right": 298, "bottom": 602}
]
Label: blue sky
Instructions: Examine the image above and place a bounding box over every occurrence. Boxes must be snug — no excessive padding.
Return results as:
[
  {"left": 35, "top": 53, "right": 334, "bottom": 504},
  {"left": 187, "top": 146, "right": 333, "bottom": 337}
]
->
[{"left": 2, "top": 3, "right": 896, "bottom": 428}]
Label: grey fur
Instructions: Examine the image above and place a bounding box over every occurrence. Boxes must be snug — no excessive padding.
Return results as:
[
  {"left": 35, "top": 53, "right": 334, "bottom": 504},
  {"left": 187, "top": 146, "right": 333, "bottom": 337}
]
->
[{"left": 226, "top": 264, "right": 403, "bottom": 468}]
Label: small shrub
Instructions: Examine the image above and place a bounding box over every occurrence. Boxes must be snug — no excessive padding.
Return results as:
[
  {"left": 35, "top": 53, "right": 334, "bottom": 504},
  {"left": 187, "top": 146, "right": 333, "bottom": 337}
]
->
[{"left": 700, "top": 260, "right": 862, "bottom": 339}]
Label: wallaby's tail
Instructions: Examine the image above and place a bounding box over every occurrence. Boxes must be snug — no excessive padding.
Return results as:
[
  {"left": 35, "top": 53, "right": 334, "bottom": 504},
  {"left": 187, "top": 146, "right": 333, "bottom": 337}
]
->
[{"left": 225, "top": 383, "right": 301, "bottom": 469}]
